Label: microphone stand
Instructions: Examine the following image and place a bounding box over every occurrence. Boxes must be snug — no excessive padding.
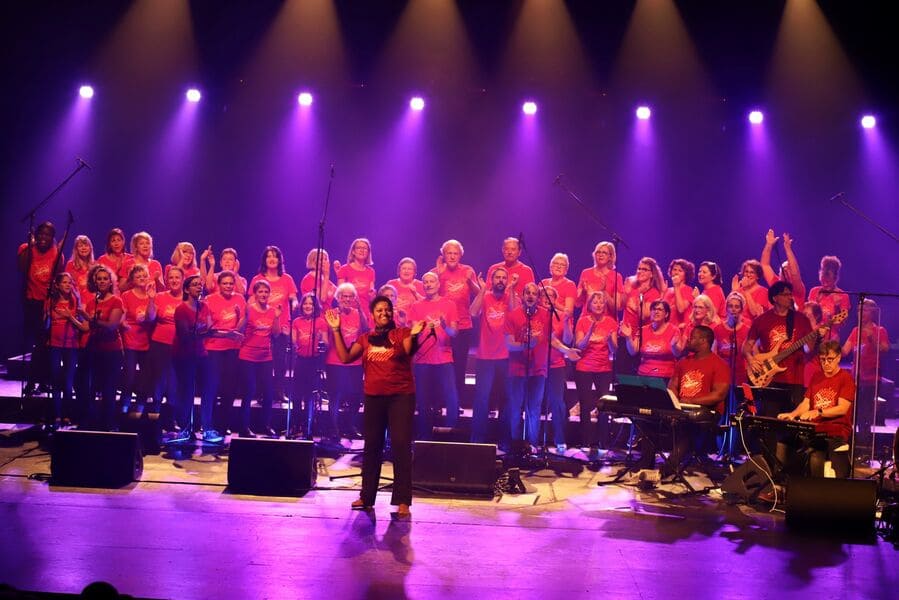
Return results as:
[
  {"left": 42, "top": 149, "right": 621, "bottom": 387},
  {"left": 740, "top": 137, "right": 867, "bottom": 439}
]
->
[{"left": 718, "top": 315, "right": 739, "bottom": 463}]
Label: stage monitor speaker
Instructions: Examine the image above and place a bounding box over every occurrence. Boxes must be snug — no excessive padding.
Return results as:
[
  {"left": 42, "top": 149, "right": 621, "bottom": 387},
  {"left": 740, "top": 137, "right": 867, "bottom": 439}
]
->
[
  {"left": 413, "top": 441, "right": 497, "bottom": 497},
  {"left": 721, "top": 455, "right": 773, "bottom": 502},
  {"left": 227, "top": 438, "right": 316, "bottom": 496},
  {"left": 786, "top": 477, "right": 877, "bottom": 533},
  {"left": 51, "top": 430, "right": 143, "bottom": 488}
]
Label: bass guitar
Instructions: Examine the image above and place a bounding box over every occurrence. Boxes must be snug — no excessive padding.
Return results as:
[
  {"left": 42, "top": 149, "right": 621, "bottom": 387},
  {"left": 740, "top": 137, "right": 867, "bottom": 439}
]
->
[{"left": 747, "top": 310, "right": 848, "bottom": 387}]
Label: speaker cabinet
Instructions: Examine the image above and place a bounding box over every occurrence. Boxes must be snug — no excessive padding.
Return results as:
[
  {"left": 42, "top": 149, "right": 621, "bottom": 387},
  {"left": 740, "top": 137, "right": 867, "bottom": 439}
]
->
[
  {"left": 51, "top": 430, "right": 143, "bottom": 488},
  {"left": 227, "top": 437, "right": 316, "bottom": 496},
  {"left": 721, "top": 455, "right": 773, "bottom": 502},
  {"left": 412, "top": 441, "right": 497, "bottom": 497},
  {"left": 786, "top": 477, "right": 877, "bottom": 532}
]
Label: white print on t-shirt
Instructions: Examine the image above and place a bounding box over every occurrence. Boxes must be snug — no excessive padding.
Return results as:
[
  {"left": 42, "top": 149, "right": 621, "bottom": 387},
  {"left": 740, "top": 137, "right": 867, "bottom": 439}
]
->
[
  {"left": 680, "top": 369, "right": 705, "bottom": 399},
  {"left": 486, "top": 306, "right": 506, "bottom": 322},
  {"left": 446, "top": 280, "right": 466, "bottom": 295},
  {"left": 643, "top": 341, "right": 664, "bottom": 354},
  {"left": 366, "top": 346, "right": 395, "bottom": 362},
  {"left": 768, "top": 324, "right": 789, "bottom": 347},
  {"left": 813, "top": 387, "right": 837, "bottom": 409}
]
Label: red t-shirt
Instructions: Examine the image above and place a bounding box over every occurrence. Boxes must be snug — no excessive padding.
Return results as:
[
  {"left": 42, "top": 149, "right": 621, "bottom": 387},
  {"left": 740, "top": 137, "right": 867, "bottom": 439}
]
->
[
  {"left": 205, "top": 271, "right": 247, "bottom": 296},
  {"left": 575, "top": 315, "right": 617, "bottom": 373},
  {"left": 98, "top": 253, "right": 135, "bottom": 286},
  {"left": 165, "top": 264, "right": 200, "bottom": 281},
  {"left": 844, "top": 325, "right": 890, "bottom": 383},
  {"left": 623, "top": 287, "right": 662, "bottom": 332},
  {"left": 120, "top": 290, "right": 153, "bottom": 351},
  {"left": 385, "top": 277, "right": 424, "bottom": 324},
  {"left": 358, "top": 328, "right": 415, "bottom": 396},
  {"left": 505, "top": 305, "right": 551, "bottom": 377},
  {"left": 576, "top": 268, "right": 624, "bottom": 308},
  {"left": 19, "top": 243, "right": 61, "bottom": 301},
  {"left": 326, "top": 310, "right": 364, "bottom": 367},
  {"left": 438, "top": 265, "right": 477, "bottom": 330},
  {"left": 741, "top": 285, "right": 772, "bottom": 322},
  {"left": 250, "top": 273, "right": 297, "bottom": 334},
  {"left": 806, "top": 369, "right": 855, "bottom": 440},
  {"left": 808, "top": 286, "right": 851, "bottom": 332},
  {"left": 702, "top": 284, "right": 727, "bottom": 319},
  {"left": 46, "top": 295, "right": 82, "bottom": 349},
  {"left": 637, "top": 323, "right": 678, "bottom": 378},
  {"left": 65, "top": 260, "right": 92, "bottom": 302},
  {"left": 150, "top": 292, "right": 183, "bottom": 345},
  {"left": 239, "top": 303, "right": 278, "bottom": 362},
  {"left": 300, "top": 272, "right": 337, "bottom": 307},
  {"left": 336, "top": 264, "right": 376, "bottom": 308},
  {"left": 747, "top": 310, "right": 813, "bottom": 385},
  {"left": 548, "top": 314, "right": 567, "bottom": 369},
  {"left": 487, "top": 261, "right": 535, "bottom": 289},
  {"left": 664, "top": 285, "right": 696, "bottom": 326},
  {"left": 133, "top": 258, "right": 164, "bottom": 291},
  {"left": 476, "top": 293, "right": 510, "bottom": 360},
  {"left": 408, "top": 297, "right": 458, "bottom": 365},
  {"left": 671, "top": 353, "right": 731, "bottom": 414},
  {"left": 204, "top": 292, "right": 246, "bottom": 352},
  {"left": 83, "top": 295, "right": 124, "bottom": 352},
  {"left": 713, "top": 320, "right": 749, "bottom": 384},
  {"left": 292, "top": 316, "right": 328, "bottom": 358},
  {"left": 173, "top": 302, "right": 211, "bottom": 358},
  {"left": 541, "top": 277, "right": 577, "bottom": 311}
]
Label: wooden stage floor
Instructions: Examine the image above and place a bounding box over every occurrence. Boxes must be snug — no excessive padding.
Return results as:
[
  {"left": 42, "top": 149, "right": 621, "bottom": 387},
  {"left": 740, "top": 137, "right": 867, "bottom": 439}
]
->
[{"left": 1, "top": 436, "right": 897, "bottom": 600}]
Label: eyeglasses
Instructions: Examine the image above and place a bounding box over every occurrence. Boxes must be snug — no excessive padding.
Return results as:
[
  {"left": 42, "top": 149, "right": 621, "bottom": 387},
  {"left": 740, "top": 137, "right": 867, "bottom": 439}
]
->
[
  {"left": 636, "top": 267, "right": 651, "bottom": 272},
  {"left": 819, "top": 355, "right": 840, "bottom": 363}
]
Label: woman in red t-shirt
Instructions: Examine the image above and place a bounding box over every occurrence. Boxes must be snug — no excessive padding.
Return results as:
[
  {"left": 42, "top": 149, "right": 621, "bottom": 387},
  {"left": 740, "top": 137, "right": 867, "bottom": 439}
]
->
[
  {"left": 64, "top": 234, "right": 95, "bottom": 302},
  {"left": 96, "top": 228, "right": 133, "bottom": 291},
  {"left": 300, "top": 248, "right": 337, "bottom": 308},
  {"left": 83, "top": 264, "right": 124, "bottom": 430},
  {"left": 541, "top": 286, "right": 578, "bottom": 453},
  {"left": 334, "top": 238, "right": 376, "bottom": 310},
  {"left": 731, "top": 259, "right": 771, "bottom": 322},
  {"left": 119, "top": 265, "right": 157, "bottom": 409},
  {"left": 45, "top": 272, "right": 88, "bottom": 425},
  {"left": 148, "top": 266, "right": 184, "bottom": 428},
  {"left": 697, "top": 261, "right": 727, "bottom": 319},
  {"left": 326, "top": 294, "right": 425, "bottom": 518},
  {"left": 664, "top": 259, "right": 698, "bottom": 326},
  {"left": 621, "top": 300, "right": 678, "bottom": 380},
  {"left": 291, "top": 293, "right": 328, "bottom": 437},
  {"left": 200, "top": 246, "right": 248, "bottom": 297},
  {"left": 679, "top": 294, "right": 720, "bottom": 352},
  {"left": 574, "top": 291, "right": 618, "bottom": 451},
  {"left": 251, "top": 245, "right": 298, "bottom": 403},
  {"left": 713, "top": 292, "right": 750, "bottom": 385},
  {"left": 125, "top": 231, "right": 165, "bottom": 293},
  {"left": 237, "top": 279, "right": 282, "bottom": 438},
  {"left": 387, "top": 257, "right": 424, "bottom": 324},
  {"left": 167, "top": 242, "right": 200, "bottom": 280}
]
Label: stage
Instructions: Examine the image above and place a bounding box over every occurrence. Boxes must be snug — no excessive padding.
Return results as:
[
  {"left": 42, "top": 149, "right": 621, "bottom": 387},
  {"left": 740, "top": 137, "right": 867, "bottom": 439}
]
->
[{"left": 1, "top": 431, "right": 897, "bottom": 599}]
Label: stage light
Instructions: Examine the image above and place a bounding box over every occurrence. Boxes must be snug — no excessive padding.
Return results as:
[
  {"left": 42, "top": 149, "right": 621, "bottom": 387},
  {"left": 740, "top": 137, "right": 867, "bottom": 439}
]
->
[
  {"left": 185, "top": 88, "right": 202, "bottom": 103},
  {"left": 297, "top": 92, "right": 313, "bottom": 107},
  {"left": 748, "top": 110, "right": 764, "bottom": 124},
  {"left": 635, "top": 106, "right": 651, "bottom": 120},
  {"left": 78, "top": 85, "right": 94, "bottom": 99},
  {"left": 409, "top": 96, "right": 425, "bottom": 111},
  {"left": 522, "top": 101, "right": 538, "bottom": 115},
  {"left": 861, "top": 115, "right": 876, "bottom": 129}
]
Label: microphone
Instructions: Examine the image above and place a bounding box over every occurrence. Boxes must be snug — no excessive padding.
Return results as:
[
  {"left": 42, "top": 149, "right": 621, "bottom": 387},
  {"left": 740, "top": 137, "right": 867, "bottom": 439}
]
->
[
  {"left": 553, "top": 174, "right": 563, "bottom": 186},
  {"left": 828, "top": 192, "right": 845, "bottom": 203},
  {"left": 76, "top": 157, "right": 92, "bottom": 170},
  {"left": 639, "top": 293, "right": 644, "bottom": 304}
]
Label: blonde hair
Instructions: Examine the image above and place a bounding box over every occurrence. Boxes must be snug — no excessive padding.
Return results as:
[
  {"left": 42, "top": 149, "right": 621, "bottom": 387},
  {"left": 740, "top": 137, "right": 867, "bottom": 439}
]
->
[
  {"left": 171, "top": 242, "right": 197, "bottom": 268},
  {"left": 346, "top": 238, "right": 373, "bottom": 266}
]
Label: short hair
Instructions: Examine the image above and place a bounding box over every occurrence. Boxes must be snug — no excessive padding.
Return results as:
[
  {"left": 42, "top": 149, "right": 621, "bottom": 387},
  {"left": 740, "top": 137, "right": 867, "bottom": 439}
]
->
[
  {"left": 650, "top": 299, "right": 671, "bottom": 321},
  {"left": 299, "top": 291, "right": 322, "bottom": 317},
  {"left": 586, "top": 291, "right": 607, "bottom": 315},
  {"left": 768, "top": 280, "right": 793, "bottom": 303},
  {"left": 127, "top": 264, "right": 149, "bottom": 285},
  {"left": 396, "top": 257, "right": 417, "bottom": 276},
  {"left": 347, "top": 238, "right": 373, "bottom": 266},
  {"left": 182, "top": 274, "right": 202, "bottom": 300},
  {"left": 692, "top": 294, "right": 717, "bottom": 324},
  {"left": 217, "top": 269, "right": 236, "bottom": 285},
  {"left": 818, "top": 340, "right": 841, "bottom": 356},
  {"left": 741, "top": 259, "right": 763, "bottom": 281},
  {"left": 440, "top": 239, "right": 464, "bottom": 256},
  {"left": 668, "top": 259, "right": 696, "bottom": 285},
  {"left": 725, "top": 291, "right": 745, "bottom": 310},
  {"left": 549, "top": 252, "right": 569, "bottom": 269},
  {"left": 369, "top": 294, "right": 394, "bottom": 314},
  {"left": 377, "top": 283, "right": 398, "bottom": 298},
  {"left": 130, "top": 231, "right": 153, "bottom": 256},
  {"left": 305, "top": 248, "right": 329, "bottom": 270},
  {"left": 491, "top": 266, "right": 508, "bottom": 279},
  {"left": 220, "top": 247, "right": 238, "bottom": 261},
  {"left": 335, "top": 282, "right": 357, "bottom": 297},
  {"left": 421, "top": 271, "right": 439, "bottom": 284},
  {"left": 819, "top": 255, "right": 842, "bottom": 276},
  {"left": 252, "top": 279, "right": 272, "bottom": 294},
  {"left": 36, "top": 221, "right": 56, "bottom": 237},
  {"left": 166, "top": 265, "right": 185, "bottom": 281},
  {"left": 541, "top": 285, "right": 558, "bottom": 301},
  {"left": 105, "top": 228, "right": 126, "bottom": 254},
  {"left": 593, "top": 242, "right": 616, "bottom": 267},
  {"left": 803, "top": 300, "right": 823, "bottom": 323},
  {"left": 699, "top": 261, "right": 722, "bottom": 285},
  {"left": 693, "top": 325, "right": 715, "bottom": 348}
]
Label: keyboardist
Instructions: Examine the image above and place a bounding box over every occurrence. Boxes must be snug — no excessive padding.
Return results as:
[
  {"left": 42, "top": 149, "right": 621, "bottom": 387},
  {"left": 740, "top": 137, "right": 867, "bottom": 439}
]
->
[{"left": 775, "top": 341, "right": 855, "bottom": 478}]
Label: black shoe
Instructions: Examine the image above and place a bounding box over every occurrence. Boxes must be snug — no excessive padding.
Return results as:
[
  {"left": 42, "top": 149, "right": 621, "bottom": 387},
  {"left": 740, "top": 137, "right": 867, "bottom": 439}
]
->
[
  {"left": 262, "top": 427, "right": 278, "bottom": 438},
  {"left": 238, "top": 429, "right": 256, "bottom": 438}
]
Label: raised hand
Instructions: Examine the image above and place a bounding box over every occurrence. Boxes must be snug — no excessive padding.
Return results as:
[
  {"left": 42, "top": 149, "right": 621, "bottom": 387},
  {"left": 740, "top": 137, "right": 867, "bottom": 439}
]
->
[
  {"left": 783, "top": 232, "right": 794, "bottom": 250},
  {"left": 324, "top": 309, "right": 341, "bottom": 330},
  {"left": 477, "top": 272, "right": 487, "bottom": 289},
  {"left": 332, "top": 260, "right": 342, "bottom": 273},
  {"left": 765, "top": 228, "right": 779, "bottom": 246},
  {"left": 410, "top": 320, "right": 426, "bottom": 336},
  {"left": 731, "top": 274, "right": 741, "bottom": 292},
  {"left": 510, "top": 273, "right": 519, "bottom": 288},
  {"left": 620, "top": 322, "right": 632, "bottom": 338}
]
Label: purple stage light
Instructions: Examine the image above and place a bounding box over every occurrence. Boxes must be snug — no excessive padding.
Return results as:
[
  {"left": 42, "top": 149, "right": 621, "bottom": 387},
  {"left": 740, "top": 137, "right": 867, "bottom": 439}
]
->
[
  {"left": 409, "top": 96, "right": 425, "bottom": 111},
  {"left": 185, "top": 88, "right": 202, "bottom": 103},
  {"left": 635, "top": 106, "right": 651, "bottom": 120},
  {"left": 748, "top": 110, "right": 764, "bottom": 124},
  {"left": 297, "top": 92, "right": 314, "bottom": 107},
  {"left": 522, "top": 101, "right": 538, "bottom": 115},
  {"left": 861, "top": 115, "right": 876, "bottom": 129},
  {"left": 78, "top": 85, "right": 94, "bottom": 99}
]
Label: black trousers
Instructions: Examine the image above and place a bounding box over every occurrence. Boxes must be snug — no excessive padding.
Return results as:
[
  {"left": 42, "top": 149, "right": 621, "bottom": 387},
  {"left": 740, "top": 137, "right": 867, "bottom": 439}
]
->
[
  {"left": 360, "top": 393, "right": 415, "bottom": 506},
  {"left": 573, "top": 370, "right": 614, "bottom": 448}
]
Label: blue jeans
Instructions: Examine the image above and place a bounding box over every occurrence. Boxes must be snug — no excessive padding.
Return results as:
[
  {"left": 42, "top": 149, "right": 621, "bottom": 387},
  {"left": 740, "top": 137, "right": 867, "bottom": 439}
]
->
[
  {"left": 508, "top": 375, "right": 546, "bottom": 446},
  {"left": 545, "top": 366, "right": 568, "bottom": 446},
  {"left": 470, "top": 358, "right": 509, "bottom": 443},
  {"left": 413, "top": 363, "right": 459, "bottom": 440}
]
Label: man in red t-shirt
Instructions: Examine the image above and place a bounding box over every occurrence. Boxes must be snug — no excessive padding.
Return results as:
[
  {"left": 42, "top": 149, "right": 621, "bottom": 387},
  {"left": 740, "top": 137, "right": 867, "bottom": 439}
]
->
[
  {"left": 486, "top": 237, "right": 535, "bottom": 307},
  {"left": 435, "top": 239, "right": 480, "bottom": 402},
  {"left": 777, "top": 341, "right": 855, "bottom": 478},
  {"left": 469, "top": 267, "right": 513, "bottom": 443},
  {"left": 18, "top": 221, "right": 64, "bottom": 394}
]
